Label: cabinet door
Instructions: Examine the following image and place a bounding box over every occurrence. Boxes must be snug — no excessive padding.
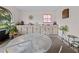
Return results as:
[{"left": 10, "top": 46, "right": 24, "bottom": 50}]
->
[
  {"left": 33, "top": 25, "right": 41, "bottom": 34},
  {"left": 41, "top": 25, "right": 46, "bottom": 35},
  {"left": 53, "top": 25, "right": 58, "bottom": 34},
  {"left": 45, "top": 25, "right": 53, "bottom": 35},
  {"left": 16, "top": 25, "right": 22, "bottom": 34},
  {"left": 16, "top": 25, "right": 28, "bottom": 34},
  {"left": 21, "top": 25, "right": 27, "bottom": 34},
  {"left": 28, "top": 25, "right": 33, "bottom": 34}
]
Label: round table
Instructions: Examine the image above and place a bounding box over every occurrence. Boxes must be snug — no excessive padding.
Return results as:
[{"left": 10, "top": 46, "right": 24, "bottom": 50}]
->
[{"left": 5, "top": 33, "right": 52, "bottom": 53}]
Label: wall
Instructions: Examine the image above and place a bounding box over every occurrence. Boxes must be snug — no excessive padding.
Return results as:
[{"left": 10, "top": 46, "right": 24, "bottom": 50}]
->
[
  {"left": 19, "top": 10, "right": 57, "bottom": 24},
  {"left": 57, "top": 7, "right": 79, "bottom": 37},
  {"left": 3, "top": 6, "right": 79, "bottom": 37}
]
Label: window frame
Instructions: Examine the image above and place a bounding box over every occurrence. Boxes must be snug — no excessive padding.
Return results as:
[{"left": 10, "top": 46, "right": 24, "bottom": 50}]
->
[{"left": 43, "top": 14, "right": 52, "bottom": 23}]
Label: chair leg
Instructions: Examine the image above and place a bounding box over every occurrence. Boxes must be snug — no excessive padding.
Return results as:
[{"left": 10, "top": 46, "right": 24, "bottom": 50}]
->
[{"left": 58, "top": 46, "right": 63, "bottom": 53}]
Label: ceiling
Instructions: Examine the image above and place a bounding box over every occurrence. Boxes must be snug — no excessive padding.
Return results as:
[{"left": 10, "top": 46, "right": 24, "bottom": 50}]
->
[{"left": 14, "top": 6, "right": 60, "bottom": 12}]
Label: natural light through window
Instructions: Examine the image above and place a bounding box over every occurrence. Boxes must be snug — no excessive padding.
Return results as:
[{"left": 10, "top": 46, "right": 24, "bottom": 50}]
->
[{"left": 43, "top": 14, "right": 52, "bottom": 23}]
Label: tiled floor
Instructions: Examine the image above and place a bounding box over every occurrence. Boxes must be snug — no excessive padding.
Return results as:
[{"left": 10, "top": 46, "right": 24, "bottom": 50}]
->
[
  {"left": 47, "top": 34, "right": 76, "bottom": 53},
  {"left": 0, "top": 34, "right": 76, "bottom": 53},
  {"left": 0, "top": 39, "right": 11, "bottom": 52}
]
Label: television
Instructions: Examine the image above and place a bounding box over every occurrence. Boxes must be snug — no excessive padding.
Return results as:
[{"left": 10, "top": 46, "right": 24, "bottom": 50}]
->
[{"left": 0, "top": 29, "right": 9, "bottom": 41}]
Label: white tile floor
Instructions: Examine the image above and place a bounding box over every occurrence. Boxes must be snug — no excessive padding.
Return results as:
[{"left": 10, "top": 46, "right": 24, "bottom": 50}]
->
[{"left": 0, "top": 39, "right": 11, "bottom": 53}]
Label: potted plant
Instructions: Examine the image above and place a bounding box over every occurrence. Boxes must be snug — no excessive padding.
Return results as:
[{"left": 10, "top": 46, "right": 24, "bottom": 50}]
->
[
  {"left": 5, "top": 22, "right": 18, "bottom": 38},
  {"left": 0, "top": 7, "right": 18, "bottom": 39},
  {"left": 60, "top": 25, "right": 69, "bottom": 37}
]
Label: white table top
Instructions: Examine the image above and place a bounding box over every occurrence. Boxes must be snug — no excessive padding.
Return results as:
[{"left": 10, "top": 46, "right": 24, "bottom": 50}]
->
[{"left": 5, "top": 33, "right": 52, "bottom": 53}]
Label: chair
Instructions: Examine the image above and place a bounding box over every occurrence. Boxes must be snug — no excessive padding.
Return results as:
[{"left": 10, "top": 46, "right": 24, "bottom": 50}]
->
[{"left": 58, "top": 45, "right": 63, "bottom": 53}]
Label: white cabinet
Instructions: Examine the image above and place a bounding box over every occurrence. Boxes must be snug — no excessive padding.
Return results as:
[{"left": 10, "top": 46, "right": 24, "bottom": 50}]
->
[
  {"left": 16, "top": 24, "right": 58, "bottom": 35},
  {"left": 53, "top": 25, "right": 58, "bottom": 34},
  {"left": 40, "top": 25, "right": 46, "bottom": 34},
  {"left": 45, "top": 25, "right": 53, "bottom": 35},
  {"left": 16, "top": 25, "right": 28, "bottom": 34},
  {"left": 33, "top": 24, "right": 41, "bottom": 34},
  {"left": 28, "top": 25, "right": 33, "bottom": 34}
]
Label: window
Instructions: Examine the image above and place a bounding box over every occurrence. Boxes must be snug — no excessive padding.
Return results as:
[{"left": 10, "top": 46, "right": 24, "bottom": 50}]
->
[
  {"left": 43, "top": 14, "right": 52, "bottom": 23},
  {"left": 62, "top": 8, "right": 69, "bottom": 19}
]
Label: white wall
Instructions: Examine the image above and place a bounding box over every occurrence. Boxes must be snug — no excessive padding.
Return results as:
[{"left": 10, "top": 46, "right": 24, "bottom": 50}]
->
[
  {"left": 19, "top": 10, "right": 57, "bottom": 24},
  {"left": 57, "top": 7, "right": 79, "bottom": 37},
  {"left": 3, "top": 6, "right": 79, "bottom": 37}
]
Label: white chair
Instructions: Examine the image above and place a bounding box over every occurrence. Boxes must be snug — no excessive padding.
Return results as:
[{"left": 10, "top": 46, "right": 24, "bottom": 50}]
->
[{"left": 58, "top": 45, "right": 63, "bottom": 53}]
